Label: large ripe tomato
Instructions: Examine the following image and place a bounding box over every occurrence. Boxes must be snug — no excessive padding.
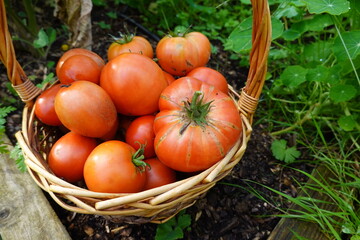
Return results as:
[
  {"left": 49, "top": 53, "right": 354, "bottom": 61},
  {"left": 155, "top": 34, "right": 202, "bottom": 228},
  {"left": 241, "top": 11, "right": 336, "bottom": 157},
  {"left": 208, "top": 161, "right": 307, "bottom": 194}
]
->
[
  {"left": 99, "top": 116, "right": 119, "bottom": 141},
  {"left": 84, "top": 140, "right": 147, "bottom": 193},
  {"left": 57, "top": 54, "right": 102, "bottom": 84},
  {"left": 107, "top": 35, "right": 153, "bottom": 61},
  {"left": 54, "top": 81, "right": 117, "bottom": 138},
  {"left": 100, "top": 53, "right": 168, "bottom": 116},
  {"left": 154, "top": 77, "right": 242, "bottom": 172},
  {"left": 34, "top": 84, "right": 62, "bottom": 126},
  {"left": 56, "top": 48, "right": 105, "bottom": 77},
  {"left": 163, "top": 71, "right": 176, "bottom": 85},
  {"left": 125, "top": 115, "right": 156, "bottom": 159},
  {"left": 187, "top": 67, "right": 229, "bottom": 94},
  {"left": 156, "top": 32, "right": 211, "bottom": 76},
  {"left": 143, "top": 158, "right": 177, "bottom": 190},
  {"left": 48, "top": 132, "right": 97, "bottom": 183}
]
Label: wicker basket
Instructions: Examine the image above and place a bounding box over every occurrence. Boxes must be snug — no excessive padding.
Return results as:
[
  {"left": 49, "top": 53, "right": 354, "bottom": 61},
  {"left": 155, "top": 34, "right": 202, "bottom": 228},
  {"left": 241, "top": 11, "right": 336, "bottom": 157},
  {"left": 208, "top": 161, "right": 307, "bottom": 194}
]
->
[{"left": 0, "top": 0, "right": 271, "bottom": 224}]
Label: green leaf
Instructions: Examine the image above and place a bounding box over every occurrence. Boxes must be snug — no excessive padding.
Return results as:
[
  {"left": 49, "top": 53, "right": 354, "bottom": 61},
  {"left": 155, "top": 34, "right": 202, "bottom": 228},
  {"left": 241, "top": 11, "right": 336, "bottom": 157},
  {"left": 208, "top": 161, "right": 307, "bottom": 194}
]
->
[
  {"left": 46, "top": 28, "right": 57, "bottom": 45},
  {"left": 342, "top": 221, "right": 355, "bottom": 234},
  {"left": 333, "top": 31, "right": 360, "bottom": 61},
  {"left": 326, "top": 65, "right": 342, "bottom": 84},
  {"left": 106, "top": 11, "right": 117, "bottom": 19},
  {"left": 351, "top": 236, "right": 360, "bottom": 240},
  {"left": 282, "top": 29, "right": 302, "bottom": 41},
  {"left": 329, "top": 84, "right": 357, "bottom": 102},
  {"left": 302, "top": 0, "right": 350, "bottom": 15},
  {"left": 97, "top": 21, "right": 111, "bottom": 30},
  {"left": 36, "top": 73, "right": 56, "bottom": 88},
  {"left": 274, "top": 3, "right": 301, "bottom": 19},
  {"left": 155, "top": 211, "right": 191, "bottom": 240},
  {"left": 280, "top": 65, "right": 308, "bottom": 87},
  {"left": 269, "top": 49, "right": 289, "bottom": 60},
  {"left": 271, "top": 139, "right": 301, "bottom": 164},
  {"left": 177, "top": 213, "right": 191, "bottom": 229},
  {"left": 305, "top": 14, "right": 333, "bottom": 31},
  {"left": 339, "top": 54, "right": 360, "bottom": 76},
  {"left": 338, "top": 115, "right": 357, "bottom": 131},
  {"left": 303, "top": 40, "right": 333, "bottom": 65},
  {"left": 306, "top": 65, "right": 329, "bottom": 82},
  {"left": 10, "top": 143, "right": 26, "bottom": 172},
  {"left": 225, "top": 17, "right": 283, "bottom": 52},
  {"left": 33, "top": 28, "right": 49, "bottom": 48}
]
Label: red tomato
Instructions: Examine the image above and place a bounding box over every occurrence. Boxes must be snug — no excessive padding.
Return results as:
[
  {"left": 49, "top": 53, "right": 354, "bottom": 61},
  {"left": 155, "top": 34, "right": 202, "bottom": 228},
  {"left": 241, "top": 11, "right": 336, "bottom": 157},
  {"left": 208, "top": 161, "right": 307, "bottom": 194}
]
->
[
  {"left": 54, "top": 81, "right": 117, "bottom": 138},
  {"left": 48, "top": 132, "right": 97, "bottom": 183},
  {"left": 107, "top": 35, "right": 154, "bottom": 61},
  {"left": 83, "top": 140, "right": 147, "bottom": 193},
  {"left": 125, "top": 115, "right": 156, "bottom": 159},
  {"left": 100, "top": 53, "right": 168, "bottom": 116},
  {"left": 163, "top": 71, "right": 176, "bottom": 85},
  {"left": 34, "top": 84, "right": 62, "bottom": 126},
  {"left": 57, "top": 55, "right": 102, "bottom": 84},
  {"left": 143, "top": 158, "right": 177, "bottom": 190},
  {"left": 156, "top": 32, "right": 211, "bottom": 76},
  {"left": 154, "top": 77, "right": 242, "bottom": 172},
  {"left": 187, "top": 67, "right": 229, "bottom": 94},
  {"left": 56, "top": 48, "right": 105, "bottom": 77},
  {"left": 99, "top": 116, "right": 119, "bottom": 141}
]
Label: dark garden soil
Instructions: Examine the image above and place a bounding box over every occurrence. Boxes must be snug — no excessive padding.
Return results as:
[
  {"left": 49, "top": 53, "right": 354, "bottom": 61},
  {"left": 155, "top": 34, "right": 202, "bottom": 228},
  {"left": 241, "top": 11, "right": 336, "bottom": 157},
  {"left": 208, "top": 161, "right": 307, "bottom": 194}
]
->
[{"left": 1, "top": 3, "right": 314, "bottom": 240}]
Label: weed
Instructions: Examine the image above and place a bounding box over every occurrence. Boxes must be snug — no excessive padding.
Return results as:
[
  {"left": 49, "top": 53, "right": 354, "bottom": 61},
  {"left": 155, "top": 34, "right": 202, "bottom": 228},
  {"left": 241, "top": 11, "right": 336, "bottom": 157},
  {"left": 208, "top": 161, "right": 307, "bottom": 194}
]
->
[
  {"left": 0, "top": 105, "right": 15, "bottom": 154},
  {"left": 155, "top": 210, "right": 191, "bottom": 240}
]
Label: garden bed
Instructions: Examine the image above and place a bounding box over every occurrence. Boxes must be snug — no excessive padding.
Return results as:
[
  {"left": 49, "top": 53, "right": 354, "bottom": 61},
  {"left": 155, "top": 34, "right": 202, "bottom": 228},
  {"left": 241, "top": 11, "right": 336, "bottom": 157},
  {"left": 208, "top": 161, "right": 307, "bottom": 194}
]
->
[{"left": 1, "top": 2, "right": 316, "bottom": 239}]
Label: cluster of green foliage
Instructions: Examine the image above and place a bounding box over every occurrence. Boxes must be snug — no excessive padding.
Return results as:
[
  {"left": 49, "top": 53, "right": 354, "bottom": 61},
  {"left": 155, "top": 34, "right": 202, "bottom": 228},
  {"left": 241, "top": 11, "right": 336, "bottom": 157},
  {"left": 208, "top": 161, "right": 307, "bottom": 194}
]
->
[
  {"left": 154, "top": 210, "right": 191, "bottom": 240},
  {"left": 94, "top": 0, "right": 251, "bottom": 45},
  {"left": 224, "top": 0, "right": 359, "bottom": 238},
  {"left": 227, "top": 0, "right": 359, "bottom": 146},
  {"left": 4, "top": 0, "right": 57, "bottom": 58}
]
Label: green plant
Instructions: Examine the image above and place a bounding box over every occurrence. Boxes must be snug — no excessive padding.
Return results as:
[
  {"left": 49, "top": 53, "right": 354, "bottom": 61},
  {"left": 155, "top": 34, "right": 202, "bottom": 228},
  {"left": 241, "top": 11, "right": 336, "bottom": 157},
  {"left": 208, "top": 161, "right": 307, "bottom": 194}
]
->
[
  {"left": 271, "top": 139, "right": 301, "bottom": 163},
  {"left": 5, "top": 0, "right": 57, "bottom": 58},
  {"left": 10, "top": 143, "right": 26, "bottom": 172},
  {"left": 155, "top": 210, "right": 191, "bottom": 240},
  {"left": 226, "top": 0, "right": 359, "bottom": 161},
  {"left": 117, "top": 0, "right": 251, "bottom": 42},
  {"left": 222, "top": 1, "right": 360, "bottom": 237},
  {"left": 0, "top": 105, "right": 15, "bottom": 154}
]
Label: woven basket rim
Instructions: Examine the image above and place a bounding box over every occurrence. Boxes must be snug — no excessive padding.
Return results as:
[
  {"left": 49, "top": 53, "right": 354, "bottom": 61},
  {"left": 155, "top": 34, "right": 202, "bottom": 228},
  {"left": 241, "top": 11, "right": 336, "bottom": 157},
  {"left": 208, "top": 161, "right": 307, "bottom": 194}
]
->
[{"left": 1, "top": 0, "right": 272, "bottom": 224}]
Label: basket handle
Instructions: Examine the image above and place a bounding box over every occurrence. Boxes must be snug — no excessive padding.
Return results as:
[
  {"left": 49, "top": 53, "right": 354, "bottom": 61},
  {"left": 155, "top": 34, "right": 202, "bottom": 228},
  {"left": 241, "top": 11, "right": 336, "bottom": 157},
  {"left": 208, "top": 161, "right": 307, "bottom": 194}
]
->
[
  {"left": 0, "top": 0, "right": 41, "bottom": 103},
  {"left": 239, "top": 0, "right": 271, "bottom": 122}
]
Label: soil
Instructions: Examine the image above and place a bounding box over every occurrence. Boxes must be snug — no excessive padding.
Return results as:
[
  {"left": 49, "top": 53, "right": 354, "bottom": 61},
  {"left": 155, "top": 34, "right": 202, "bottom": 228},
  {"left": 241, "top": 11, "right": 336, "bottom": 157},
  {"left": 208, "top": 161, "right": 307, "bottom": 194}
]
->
[{"left": 1, "top": 2, "right": 313, "bottom": 240}]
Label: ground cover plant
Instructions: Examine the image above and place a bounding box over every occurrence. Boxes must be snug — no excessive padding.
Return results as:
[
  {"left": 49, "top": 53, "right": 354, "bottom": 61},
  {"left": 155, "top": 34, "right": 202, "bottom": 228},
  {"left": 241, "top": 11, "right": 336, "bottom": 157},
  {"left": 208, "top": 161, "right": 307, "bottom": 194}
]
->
[{"left": 0, "top": 0, "right": 359, "bottom": 239}]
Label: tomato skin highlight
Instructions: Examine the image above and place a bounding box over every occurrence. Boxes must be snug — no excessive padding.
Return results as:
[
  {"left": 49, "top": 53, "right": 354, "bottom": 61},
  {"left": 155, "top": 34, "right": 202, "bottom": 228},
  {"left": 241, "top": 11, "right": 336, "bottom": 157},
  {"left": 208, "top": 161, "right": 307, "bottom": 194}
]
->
[
  {"left": 107, "top": 36, "right": 154, "bottom": 61},
  {"left": 187, "top": 67, "right": 229, "bottom": 94},
  {"left": 125, "top": 115, "right": 156, "bottom": 159},
  {"left": 100, "top": 53, "right": 168, "bottom": 116},
  {"left": 56, "top": 48, "right": 105, "bottom": 77},
  {"left": 154, "top": 77, "right": 242, "bottom": 172},
  {"left": 156, "top": 32, "right": 211, "bottom": 76},
  {"left": 57, "top": 54, "right": 102, "bottom": 84},
  {"left": 34, "top": 84, "right": 62, "bottom": 126},
  {"left": 54, "top": 81, "right": 117, "bottom": 138},
  {"left": 84, "top": 140, "right": 147, "bottom": 193},
  {"left": 48, "top": 132, "right": 97, "bottom": 183},
  {"left": 143, "top": 158, "right": 177, "bottom": 190}
]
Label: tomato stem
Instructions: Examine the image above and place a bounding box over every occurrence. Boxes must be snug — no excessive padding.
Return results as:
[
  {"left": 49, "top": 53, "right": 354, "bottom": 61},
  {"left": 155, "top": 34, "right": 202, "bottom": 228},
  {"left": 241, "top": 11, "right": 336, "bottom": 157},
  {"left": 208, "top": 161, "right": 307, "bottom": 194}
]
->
[
  {"left": 132, "top": 144, "right": 149, "bottom": 173},
  {"left": 183, "top": 91, "right": 213, "bottom": 126},
  {"left": 109, "top": 32, "right": 135, "bottom": 45}
]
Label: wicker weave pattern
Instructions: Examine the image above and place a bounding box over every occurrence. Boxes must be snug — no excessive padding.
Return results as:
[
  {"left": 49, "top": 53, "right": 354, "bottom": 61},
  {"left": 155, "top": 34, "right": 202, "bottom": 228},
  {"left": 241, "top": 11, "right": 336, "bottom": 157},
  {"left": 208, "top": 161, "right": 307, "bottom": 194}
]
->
[{"left": 0, "top": 0, "right": 271, "bottom": 223}]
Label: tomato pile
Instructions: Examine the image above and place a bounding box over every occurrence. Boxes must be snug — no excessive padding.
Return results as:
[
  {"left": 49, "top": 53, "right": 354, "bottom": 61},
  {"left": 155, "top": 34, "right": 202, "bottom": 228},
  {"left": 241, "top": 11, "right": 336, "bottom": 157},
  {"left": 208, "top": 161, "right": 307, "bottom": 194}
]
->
[{"left": 34, "top": 31, "right": 243, "bottom": 194}]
